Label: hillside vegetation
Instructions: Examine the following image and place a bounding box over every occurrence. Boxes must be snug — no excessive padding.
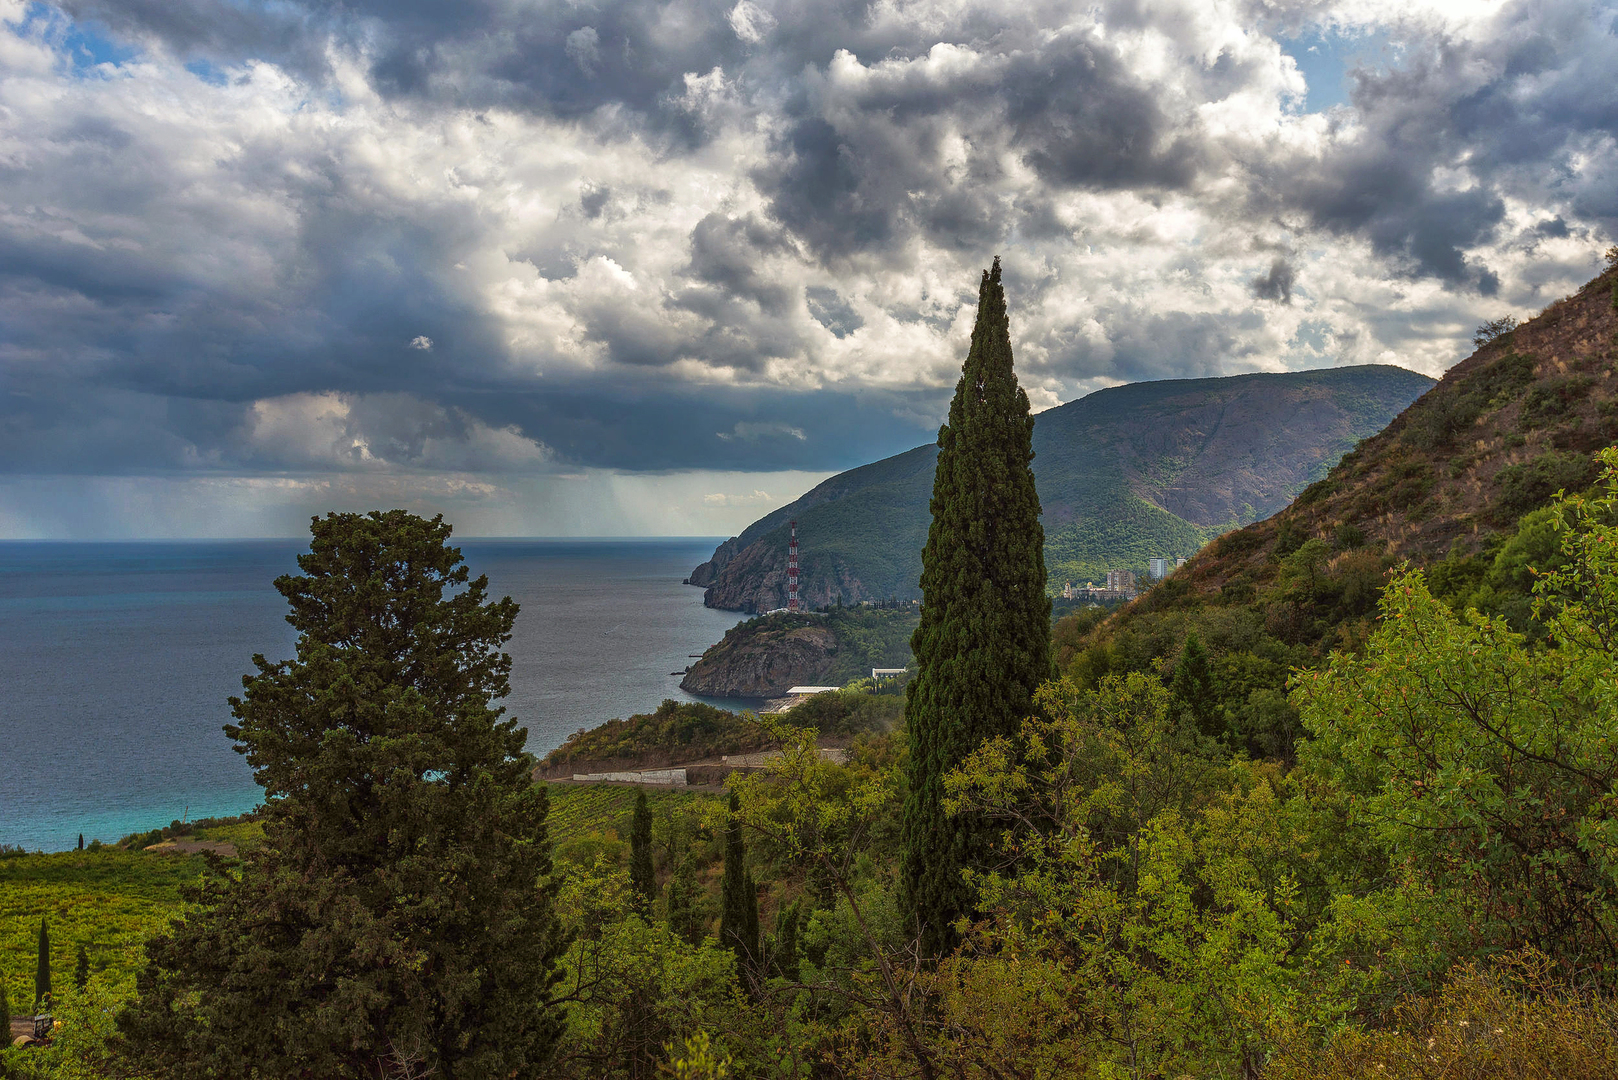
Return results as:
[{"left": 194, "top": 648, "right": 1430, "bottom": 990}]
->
[
  {"left": 1055, "top": 259, "right": 1618, "bottom": 760},
  {"left": 678, "top": 605, "right": 918, "bottom": 697},
  {"left": 692, "top": 365, "right": 1433, "bottom": 611}
]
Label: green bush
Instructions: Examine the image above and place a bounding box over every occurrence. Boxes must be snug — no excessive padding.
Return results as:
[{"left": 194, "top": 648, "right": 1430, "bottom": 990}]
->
[{"left": 1493, "top": 450, "right": 1597, "bottom": 521}]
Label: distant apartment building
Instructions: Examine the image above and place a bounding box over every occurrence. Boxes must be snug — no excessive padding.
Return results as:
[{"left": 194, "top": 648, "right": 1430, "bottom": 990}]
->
[
  {"left": 1106, "top": 569, "right": 1137, "bottom": 593},
  {"left": 1176, "top": 557, "right": 1187, "bottom": 569},
  {"left": 1148, "top": 558, "right": 1170, "bottom": 579}
]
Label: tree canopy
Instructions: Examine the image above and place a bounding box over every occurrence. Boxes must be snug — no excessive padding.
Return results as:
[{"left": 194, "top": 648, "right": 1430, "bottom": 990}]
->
[
  {"left": 902, "top": 258, "right": 1051, "bottom": 955},
  {"left": 116, "top": 510, "right": 567, "bottom": 1079}
]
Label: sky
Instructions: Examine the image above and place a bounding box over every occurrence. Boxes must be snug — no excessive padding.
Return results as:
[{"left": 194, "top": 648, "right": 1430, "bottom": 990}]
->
[{"left": 0, "top": 0, "right": 1614, "bottom": 538}]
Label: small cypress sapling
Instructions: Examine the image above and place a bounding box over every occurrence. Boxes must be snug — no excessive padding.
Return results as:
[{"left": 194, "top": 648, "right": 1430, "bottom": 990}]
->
[
  {"left": 35, "top": 918, "right": 50, "bottom": 1009},
  {"left": 664, "top": 857, "right": 703, "bottom": 946},
  {"left": 75, "top": 944, "right": 90, "bottom": 991},
  {"left": 718, "top": 793, "right": 759, "bottom": 980},
  {"left": 629, "top": 790, "right": 655, "bottom": 916}
]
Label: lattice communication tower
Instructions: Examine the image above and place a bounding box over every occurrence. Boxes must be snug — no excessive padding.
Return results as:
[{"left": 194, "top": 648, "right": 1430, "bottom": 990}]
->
[{"left": 787, "top": 519, "right": 800, "bottom": 612}]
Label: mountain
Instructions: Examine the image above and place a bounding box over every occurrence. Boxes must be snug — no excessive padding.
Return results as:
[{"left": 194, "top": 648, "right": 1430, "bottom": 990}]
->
[
  {"left": 691, "top": 365, "right": 1436, "bottom": 612},
  {"left": 1130, "top": 263, "right": 1618, "bottom": 624}
]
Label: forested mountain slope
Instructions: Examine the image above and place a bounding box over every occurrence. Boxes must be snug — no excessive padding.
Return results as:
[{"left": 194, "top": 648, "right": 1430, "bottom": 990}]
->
[{"left": 692, "top": 365, "right": 1433, "bottom": 612}]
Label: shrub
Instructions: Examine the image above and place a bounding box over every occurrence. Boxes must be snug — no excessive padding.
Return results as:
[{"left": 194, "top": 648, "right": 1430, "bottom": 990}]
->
[
  {"left": 1493, "top": 450, "right": 1597, "bottom": 521},
  {"left": 1269, "top": 954, "right": 1618, "bottom": 1080}
]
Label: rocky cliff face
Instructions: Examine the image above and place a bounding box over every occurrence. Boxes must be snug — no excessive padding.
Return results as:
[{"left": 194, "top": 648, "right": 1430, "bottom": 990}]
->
[
  {"left": 696, "top": 543, "right": 874, "bottom": 613},
  {"left": 679, "top": 620, "right": 839, "bottom": 697}
]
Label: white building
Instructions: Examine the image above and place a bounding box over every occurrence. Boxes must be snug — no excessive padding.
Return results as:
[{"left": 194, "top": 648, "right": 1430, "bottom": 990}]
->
[{"left": 1148, "top": 558, "right": 1170, "bottom": 579}]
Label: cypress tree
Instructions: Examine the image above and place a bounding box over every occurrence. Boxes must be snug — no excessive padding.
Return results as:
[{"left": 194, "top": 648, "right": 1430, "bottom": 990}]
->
[
  {"left": 629, "top": 790, "right": 655, "bottom": 916},
  {"left": 1, "top": 972, "right": 10, "bottom": 1031},
  {"left": 665, "top": 857, "right": 703, "bottom": 946},
  {"left": 901, "top": 258, "right": 1050, "bottom": 957},
  {"left": 1170, "top": 631, "right": 1221, "bottom": 739},
  {"left": 74, "top": 944, "right": 91, "bottom": 991},
  {"left": 115, "top": 511, "right": 567, "bottom": 1079},
  {"left": 35, "top": 918, "right": 50, "bottom": 1008},
  {"left": 718, "top": 793, "right": 759, "bottom": 979}
]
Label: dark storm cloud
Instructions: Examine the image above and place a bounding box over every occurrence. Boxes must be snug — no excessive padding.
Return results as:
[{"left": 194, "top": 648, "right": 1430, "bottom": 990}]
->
[
  {"left": 682, "top": 213, "right": 797, "bottom": 315},
  {"left": 1250, "top": 0, "right": 1618, "bottom": 292},
  {"left": 4, "top": 0, "right": 1617, "bottom": 492},
  {"left": 1251, "top": 258, "right": 1296, "bottom": 304}
]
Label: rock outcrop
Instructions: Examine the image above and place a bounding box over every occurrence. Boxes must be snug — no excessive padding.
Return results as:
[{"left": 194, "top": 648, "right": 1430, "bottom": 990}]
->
[{"left": 679, "top": 619, "right": 839, "bottom": 697}]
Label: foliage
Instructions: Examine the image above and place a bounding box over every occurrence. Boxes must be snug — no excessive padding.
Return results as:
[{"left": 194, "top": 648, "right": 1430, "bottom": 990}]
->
[
  {"left": 630, "top": 791, "right": 656, "bottom": 917},
  {"left": 541, "top": 683, "right": 900, "bottom": 775},
  {"left": 846, "top": 672, "right": 1346, "bottom": 1078},
  {"left": 0, "top": 979, "right": 127, "bottom": 1080},
  {"left": 116, "top": 510, "right": 567, "bottom": 1079},
  {"left": 1492, "top": 448, "right": 1598, "bottom": 521},
  {"left": 727, "top": 716, "right": 930, "bottom": 1078},
  {"left": 550, "top": 859, "right": 740, "bottom": 1080},
  {"left": 1269, "top": 953, "right": 1618, "bottom": 1080},
  {"left": 1402, "top": 350, "right": 1534, "bottom": 450},
  {"left": 1296, "top": 449, "right": 1618, "bottom": 979},
  {"left": 664, "top": 1031, "right": 733, "bottom": 1080},
  {"left": 0, "top": 848, "right": 204, "bottom": 1007},
  {"left": 1474, "top": 315, "right": 1520, "bottom": 348},
  {"left": 1043, "top": 493, "right": 1218, "bottom": 586},
  {"left": 1427, "top": 505, "right": 1569, "bottom": 633},
  {"left": 718, "top": 794, "right": 760, "bottom": 985},
  {"left": 903, "top": 258, "right": 1052, "bottom": 958},
  {"left": 115, "top": 811, "right": 261, "bottom": 852},
  {"left": 546, "top": 784, "right": 712, "bottom": 849}
]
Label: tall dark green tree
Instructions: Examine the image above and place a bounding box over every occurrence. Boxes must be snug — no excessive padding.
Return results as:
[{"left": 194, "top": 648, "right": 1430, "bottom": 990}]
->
[
  {"left": 1170, "top": 631, "right": 1221, "bottom": 740},
  {"left": 74, "top": 943, "right": 90, "bottom": 991},
  {"left": 718, "top": 793, "right": 759, "bottom": 982},
  {"left": 1, "top": 971, "right": 10, "bottom": 1031},
  {"left": 116, "top": 511, "right": 567, "bottom": 1080},
  {"left": 35, "top": 918, "right": 50, "bottom": 1008},
  {"left": 901, "top": 258, "right": 1051, "bottom": 957},
  {"left": 629, "top": 790, "right": 656, "bottom": 916}
]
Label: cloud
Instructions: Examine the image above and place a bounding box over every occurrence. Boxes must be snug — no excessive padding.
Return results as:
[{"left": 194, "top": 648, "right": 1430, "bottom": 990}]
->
[
  {"left": 717, "top": 421, "right": 807, "bottom": 443},
  {"left": 1252, "top": 258, "right": 1296, "bottom": 304},
  {"left": 0, "top": 0, "right": 1614, "bottom": 539},
  {"left": 564, "top": 27, "right": 601, "bottom": 77},
  {"left": 726, "top": 2, "right": 776, "bottom": 45}
]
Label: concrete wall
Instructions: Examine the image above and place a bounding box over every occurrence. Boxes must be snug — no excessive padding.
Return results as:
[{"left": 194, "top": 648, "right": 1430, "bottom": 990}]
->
[{"left": 569, "top": 768, "right": 688, "bottom": 785}]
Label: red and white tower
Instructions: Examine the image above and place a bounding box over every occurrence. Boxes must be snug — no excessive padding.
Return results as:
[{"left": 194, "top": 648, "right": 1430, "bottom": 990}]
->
[{"left": 787, "top": 519, "right": 800, "bottom": 612}]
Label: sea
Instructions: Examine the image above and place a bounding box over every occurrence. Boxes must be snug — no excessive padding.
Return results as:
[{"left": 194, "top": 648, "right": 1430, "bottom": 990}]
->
[{"left": 0, "top": 539, "right": 754, "bottom": 853}]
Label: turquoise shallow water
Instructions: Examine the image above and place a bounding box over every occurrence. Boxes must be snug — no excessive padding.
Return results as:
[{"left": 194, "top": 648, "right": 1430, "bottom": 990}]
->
[{"left": 0, "top": 539, "right": 749, "bottom": 852}]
